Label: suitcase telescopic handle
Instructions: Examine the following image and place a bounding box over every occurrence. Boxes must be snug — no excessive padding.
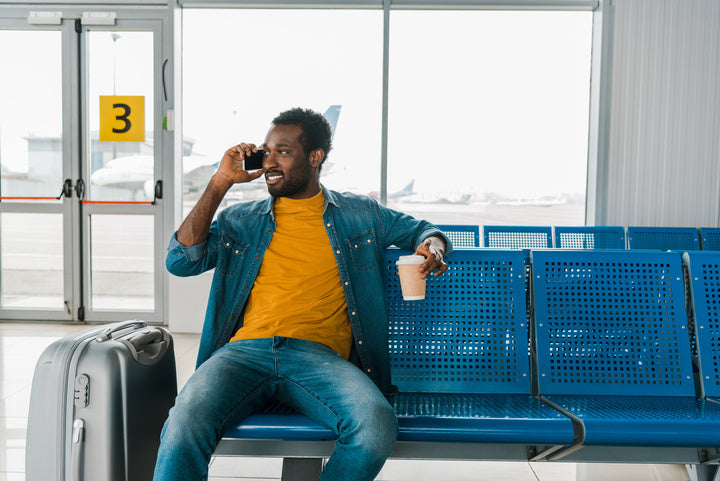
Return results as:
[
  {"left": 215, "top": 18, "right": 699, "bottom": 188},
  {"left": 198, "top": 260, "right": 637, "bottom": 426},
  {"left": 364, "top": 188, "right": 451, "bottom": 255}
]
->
[{"left": 95, "top": 320, "right": 148, "bottom": 342}]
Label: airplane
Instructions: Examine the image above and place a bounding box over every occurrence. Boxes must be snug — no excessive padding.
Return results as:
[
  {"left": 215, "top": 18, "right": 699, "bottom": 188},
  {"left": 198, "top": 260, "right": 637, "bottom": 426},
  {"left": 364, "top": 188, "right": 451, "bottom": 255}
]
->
[
  {"left": 368, "top": 179, "right": 415, "bottom": 201},
  {"left": 430, "top": 193, "right": 472, "bottom": 204},
  {"left": 90, "top": 105, "right": 342, "bottom": 200},
  {"left": 372, "top": 179, "right": 472, "bottom": 205},
  {"left": 495, "top": 195, "right": 567, "bottom": 207},
  {"left": 389, "top": 179, "right": 415, "bottom": 200},
  {"left": 400, "top": 191, "right": 472, "bottom": 205}
]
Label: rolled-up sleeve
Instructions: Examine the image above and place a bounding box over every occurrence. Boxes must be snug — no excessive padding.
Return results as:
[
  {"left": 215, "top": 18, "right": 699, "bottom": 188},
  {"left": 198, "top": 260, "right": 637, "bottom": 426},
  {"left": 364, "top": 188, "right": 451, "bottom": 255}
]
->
[
  {"left": 168, "top": 233, "right": 207, "bottom": 261},
  {"left": 418, "top": 228, "right": 453, "bottom": 256},
  {"left": 166, "top": 222, "right": 220, "bottom": 277}
]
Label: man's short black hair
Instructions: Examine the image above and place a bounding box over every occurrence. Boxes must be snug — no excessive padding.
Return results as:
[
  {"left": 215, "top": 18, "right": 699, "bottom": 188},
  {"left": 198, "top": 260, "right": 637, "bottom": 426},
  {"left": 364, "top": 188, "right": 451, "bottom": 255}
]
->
[{"left": 272, "top": 108, "right": 333, "bottom": 170}]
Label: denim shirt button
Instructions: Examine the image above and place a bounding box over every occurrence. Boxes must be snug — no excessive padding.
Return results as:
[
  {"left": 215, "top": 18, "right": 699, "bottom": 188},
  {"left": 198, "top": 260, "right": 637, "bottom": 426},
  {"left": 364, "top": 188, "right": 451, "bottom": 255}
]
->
[
  {"left": 358, "top": 340, "right": 363, "bottom": 345},
  {"left": 336, "top": 250, "right": 341, "bottom": 254},
  {"left": 351, "top": 311, "right": 356, "bottom": 316},
  {"left": 344, "top": 281, "right": 349, "bottom": 286},
  {"left": 366, "top": 369, "right": 372, "bottom": 373},
  {"left": 326, "top": 223, "right": 331, "bottom": 227}
]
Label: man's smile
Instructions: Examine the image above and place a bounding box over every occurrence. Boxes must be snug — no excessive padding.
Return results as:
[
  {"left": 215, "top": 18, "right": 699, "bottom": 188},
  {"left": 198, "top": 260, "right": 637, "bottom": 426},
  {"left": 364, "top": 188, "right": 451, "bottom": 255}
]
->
[{"left": 265, "top": 172, "right": 283, "bottom": 185}]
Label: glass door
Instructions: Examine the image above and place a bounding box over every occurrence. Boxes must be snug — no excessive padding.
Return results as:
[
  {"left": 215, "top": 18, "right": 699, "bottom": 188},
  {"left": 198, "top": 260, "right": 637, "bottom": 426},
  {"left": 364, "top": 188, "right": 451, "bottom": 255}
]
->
[
  {"left": 0, "top": 20, "right": 71, "bottom": 320},
  {"left": 0, "top": 8, "right": 166, "bottom": 323},
  {"left": 80, "top": 21, "right": 164, "bottom": 322}
]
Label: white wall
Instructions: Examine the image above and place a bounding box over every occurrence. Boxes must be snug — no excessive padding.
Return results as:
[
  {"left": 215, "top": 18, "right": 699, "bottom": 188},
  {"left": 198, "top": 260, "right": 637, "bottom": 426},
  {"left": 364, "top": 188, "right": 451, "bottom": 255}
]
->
[
  {"left": 168, "top": 271, "right": 212, "bottom": 333},
  {"left": 598, "top": 0, "right": 720, "bottom": 227}
]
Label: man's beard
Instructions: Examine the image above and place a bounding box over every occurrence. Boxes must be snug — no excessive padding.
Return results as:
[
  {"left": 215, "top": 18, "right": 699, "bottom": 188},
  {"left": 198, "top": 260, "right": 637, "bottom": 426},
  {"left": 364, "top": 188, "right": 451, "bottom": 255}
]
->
[{"left": 266, "top": 162, "right": 313, "bottom": 198}]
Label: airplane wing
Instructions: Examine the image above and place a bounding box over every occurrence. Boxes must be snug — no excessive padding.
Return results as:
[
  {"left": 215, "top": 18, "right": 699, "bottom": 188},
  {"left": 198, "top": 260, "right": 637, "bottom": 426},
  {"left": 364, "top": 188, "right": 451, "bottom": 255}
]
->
[{"left": 90, "top": 155, "right": 153, "bottom": 192}]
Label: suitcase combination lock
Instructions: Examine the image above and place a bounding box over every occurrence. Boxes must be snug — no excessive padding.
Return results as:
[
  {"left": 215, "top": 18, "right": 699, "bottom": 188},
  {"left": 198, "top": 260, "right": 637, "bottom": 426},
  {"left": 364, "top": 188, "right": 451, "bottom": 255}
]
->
[{"left": 74, "top": 374, "right": 90, "bottom": 408}]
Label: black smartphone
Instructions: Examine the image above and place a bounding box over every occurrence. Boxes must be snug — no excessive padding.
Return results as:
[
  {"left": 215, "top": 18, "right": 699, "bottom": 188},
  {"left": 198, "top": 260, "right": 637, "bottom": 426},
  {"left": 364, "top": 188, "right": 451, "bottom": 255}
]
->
[{"left": 244, "top": 149, "right": 265, "bottom": 171}]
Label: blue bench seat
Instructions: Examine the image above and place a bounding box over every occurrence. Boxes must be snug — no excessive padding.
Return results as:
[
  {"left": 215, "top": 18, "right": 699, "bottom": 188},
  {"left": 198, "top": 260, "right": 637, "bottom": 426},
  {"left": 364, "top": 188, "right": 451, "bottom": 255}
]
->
[
  {"left": 483, "top": 225, "right": 553, "bottom": 248},
  {"left": 226, "top": 413, "right": 334, "bottom": 441},
  {"left": 554, "top": 226, "right": 626, "bottom": 249},
  {"left": 542, "top": 395, "right": 720, "bottom": 447},
  {"left": 227, "top": 392, "right": 575, "bottom": 445},
  {"left": 532, "top": 249, "right": 720, "bottom": 453},
  {"left": 627, "top": 226, "right": 700, "bottom": 250},
  {"left": 222, "top": 248, "right": 576, "bottom": 454},
  {"left": 435, "top": 224, "right": 481, "bottom": 248},
  {"left": 214, "top": 248, "right": 720, "bottom": 480},
  {"left": 393, "top": 393, "right": 573, "bottom": 444}
]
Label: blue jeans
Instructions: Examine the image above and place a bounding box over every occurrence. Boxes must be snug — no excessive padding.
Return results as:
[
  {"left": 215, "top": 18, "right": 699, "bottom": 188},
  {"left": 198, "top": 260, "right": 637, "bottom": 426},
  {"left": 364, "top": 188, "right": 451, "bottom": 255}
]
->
[{"left": 153, "top": 337, "right": 398, "bottom": 481}]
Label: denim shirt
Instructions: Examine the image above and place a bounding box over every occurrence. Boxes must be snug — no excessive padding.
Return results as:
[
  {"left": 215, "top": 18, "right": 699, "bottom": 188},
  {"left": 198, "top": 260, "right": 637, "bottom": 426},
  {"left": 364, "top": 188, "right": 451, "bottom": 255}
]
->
[{"left": 166, "top": 186, "right": 452, "bottom": 395}]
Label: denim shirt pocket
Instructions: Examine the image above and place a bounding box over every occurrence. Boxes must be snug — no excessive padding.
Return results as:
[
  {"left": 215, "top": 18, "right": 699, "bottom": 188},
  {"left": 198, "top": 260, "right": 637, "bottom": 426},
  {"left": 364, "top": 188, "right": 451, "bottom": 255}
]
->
[
  {"left": 347, "top": 231, "right": 378, "bottom": 272},
  {"left": 217, "top": 233, "right": 248, "bottom": 277}
]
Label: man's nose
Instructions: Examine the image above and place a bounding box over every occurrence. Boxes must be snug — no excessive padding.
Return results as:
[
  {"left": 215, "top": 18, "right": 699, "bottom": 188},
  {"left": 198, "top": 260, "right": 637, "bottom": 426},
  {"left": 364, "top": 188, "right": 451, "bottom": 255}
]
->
[{"left": 262, "top": 151, "right": 277, "bottom": 170}]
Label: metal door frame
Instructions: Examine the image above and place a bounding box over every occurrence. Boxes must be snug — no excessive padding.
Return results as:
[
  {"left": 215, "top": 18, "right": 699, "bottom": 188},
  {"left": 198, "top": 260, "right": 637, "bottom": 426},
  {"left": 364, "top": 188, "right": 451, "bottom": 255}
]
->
[{"left": 0, "top": 5, "right": 172, "bottom": 323}]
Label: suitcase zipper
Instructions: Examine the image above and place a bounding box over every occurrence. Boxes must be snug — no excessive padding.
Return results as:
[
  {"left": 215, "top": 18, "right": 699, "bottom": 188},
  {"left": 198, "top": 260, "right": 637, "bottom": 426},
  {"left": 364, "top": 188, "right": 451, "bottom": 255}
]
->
[
  {"left": 71, "top": 419, "right": 85, "bottom": 481},
  {"left": 64, "top": 336, "right": 94, "bottom": 481}
]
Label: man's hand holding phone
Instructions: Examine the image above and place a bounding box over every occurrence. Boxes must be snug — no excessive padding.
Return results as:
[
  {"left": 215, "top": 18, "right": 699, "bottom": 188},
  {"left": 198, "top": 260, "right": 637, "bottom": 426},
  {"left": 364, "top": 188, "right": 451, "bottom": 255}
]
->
[{"left": 213, "top": 143, "right": 266, "bottom": 188}]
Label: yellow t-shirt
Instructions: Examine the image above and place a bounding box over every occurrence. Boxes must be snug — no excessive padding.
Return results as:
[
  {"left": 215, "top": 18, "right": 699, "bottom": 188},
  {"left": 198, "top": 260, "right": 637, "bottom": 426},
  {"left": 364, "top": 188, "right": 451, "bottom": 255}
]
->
[{"left": 229, "top": 189, "right": 353, "bottom": 359}]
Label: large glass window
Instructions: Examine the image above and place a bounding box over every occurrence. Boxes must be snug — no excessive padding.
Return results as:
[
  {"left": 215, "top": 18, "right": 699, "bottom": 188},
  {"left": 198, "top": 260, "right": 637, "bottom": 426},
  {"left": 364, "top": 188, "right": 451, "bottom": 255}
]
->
[
  {"left": 182, "top": 9, "right": 383, "bottom": 216},
  {"left": 388, "top": 10, "right": 593, "bottom": 226},
  {"left": 182, "top": 8, "right": 592, "bottom": 226}
]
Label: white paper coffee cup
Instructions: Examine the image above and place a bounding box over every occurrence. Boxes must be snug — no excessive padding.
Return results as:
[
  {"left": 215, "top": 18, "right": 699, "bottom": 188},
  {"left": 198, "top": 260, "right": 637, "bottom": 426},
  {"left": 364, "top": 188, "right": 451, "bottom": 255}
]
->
[{"left": 396, "top": 255, "right": 426, "bottom": 300}]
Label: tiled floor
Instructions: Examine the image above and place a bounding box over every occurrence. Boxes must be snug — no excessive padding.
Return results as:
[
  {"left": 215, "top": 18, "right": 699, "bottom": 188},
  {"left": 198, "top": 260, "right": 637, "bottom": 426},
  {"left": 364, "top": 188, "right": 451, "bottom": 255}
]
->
[{"left": 1, "top": 322, "right": 691, "bottom": 481}]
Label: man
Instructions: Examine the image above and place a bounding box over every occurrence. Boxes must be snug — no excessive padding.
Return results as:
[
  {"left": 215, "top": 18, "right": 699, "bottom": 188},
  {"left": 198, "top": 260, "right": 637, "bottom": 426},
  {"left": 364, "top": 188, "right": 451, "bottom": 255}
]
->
[{"left": 153, "top": 108, "right": 451, "bottom": 481}]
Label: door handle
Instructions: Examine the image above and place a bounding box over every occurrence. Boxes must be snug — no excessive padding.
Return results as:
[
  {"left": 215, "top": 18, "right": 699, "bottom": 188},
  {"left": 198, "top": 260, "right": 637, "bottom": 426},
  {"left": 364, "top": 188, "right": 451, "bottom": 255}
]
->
[
  {"left": 60, "top": 179, "right": 73, "bottom": 199},
  {"left": 52, "top": 179, "right": 72, "bottom": 200},
  {"left": 154, "top": 180, "right": 163, "bottom": 200},
  {"left": 74, "top": 179, "right": 85, "bottom": 199}
]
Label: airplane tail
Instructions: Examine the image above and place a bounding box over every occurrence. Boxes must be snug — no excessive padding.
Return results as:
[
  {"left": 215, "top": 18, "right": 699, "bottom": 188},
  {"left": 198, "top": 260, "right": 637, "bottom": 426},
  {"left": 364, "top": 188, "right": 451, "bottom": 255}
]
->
[
  {"left": 398, "top": 179, "right": 414, "bottom": 196},
  {"left": 387, "top": 179, "right": 415, "bottom": 200},
  {"left": 323, "top": 105, "right": 341, "bottom": 141}
]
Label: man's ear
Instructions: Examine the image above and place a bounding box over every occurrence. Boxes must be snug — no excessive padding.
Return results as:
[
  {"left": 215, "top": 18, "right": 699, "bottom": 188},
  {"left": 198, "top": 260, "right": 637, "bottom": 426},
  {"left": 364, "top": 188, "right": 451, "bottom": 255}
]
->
[{"left": 309, "top": 149, "right": 325, "bottom": 168}]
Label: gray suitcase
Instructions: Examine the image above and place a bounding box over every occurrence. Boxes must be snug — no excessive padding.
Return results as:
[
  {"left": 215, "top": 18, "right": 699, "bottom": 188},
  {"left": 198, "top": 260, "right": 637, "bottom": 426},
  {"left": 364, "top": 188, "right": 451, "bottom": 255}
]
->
[{"left": 26, "top": 320, "right": 177, "bottom": 481}]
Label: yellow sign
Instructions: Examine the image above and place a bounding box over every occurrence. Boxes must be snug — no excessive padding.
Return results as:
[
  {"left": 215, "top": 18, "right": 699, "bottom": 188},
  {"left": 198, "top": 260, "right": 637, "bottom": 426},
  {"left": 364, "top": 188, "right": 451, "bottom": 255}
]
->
[{"left": 99, "top": 96, "right": 145, "bottom": 142}]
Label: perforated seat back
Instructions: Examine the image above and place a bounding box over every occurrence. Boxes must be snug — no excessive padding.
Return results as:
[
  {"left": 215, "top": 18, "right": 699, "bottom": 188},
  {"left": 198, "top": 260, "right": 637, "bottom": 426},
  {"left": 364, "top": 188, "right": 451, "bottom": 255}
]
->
[
  {"left": 484, "top": 226, "right": 552, "bottom": 248},
  {"left": 383, "top": 249, "right": 530, "bottom": 394},
  {"left": 685, "top": 252, "right": 720, "bottom": 398},
  {"left": 701, "top": 228, "right": 720, "bottom": 251},
  {"left": 436, "top": 224, "right": 480, "bottom": 248},
  {"left": 627, "top": 227, "right": 700, "bottom": 250},
  {"left": 554, "top": 226, "right": 626, "bottom": 249},
  {"left": 532, "top": 250, "right": 695, "bottom": 397}
]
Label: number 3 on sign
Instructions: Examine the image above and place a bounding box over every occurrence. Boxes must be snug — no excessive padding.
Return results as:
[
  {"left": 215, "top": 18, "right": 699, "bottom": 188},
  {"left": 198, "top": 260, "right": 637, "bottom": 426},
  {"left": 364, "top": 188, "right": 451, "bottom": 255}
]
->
[{"left": 99, "top": 96, "right": 145, "bottom": 142}]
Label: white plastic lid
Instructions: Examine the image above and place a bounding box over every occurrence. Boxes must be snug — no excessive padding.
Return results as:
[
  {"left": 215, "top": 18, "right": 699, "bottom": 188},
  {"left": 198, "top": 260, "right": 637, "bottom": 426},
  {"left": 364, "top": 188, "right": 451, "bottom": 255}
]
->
[{"left": 396, "top": 254, "right": 425, "bottom": 265}]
